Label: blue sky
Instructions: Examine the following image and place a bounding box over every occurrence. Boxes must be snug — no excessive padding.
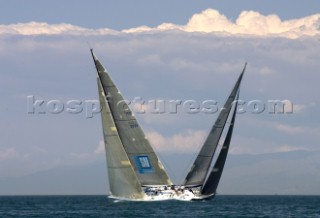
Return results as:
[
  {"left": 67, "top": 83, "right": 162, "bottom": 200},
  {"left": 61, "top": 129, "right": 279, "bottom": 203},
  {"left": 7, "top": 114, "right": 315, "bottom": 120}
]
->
[
  {"left": 1, "top": 0, "right": 320, "bottom": 29},
  {"left": 0, "top": 1, "right": 320, "bottom": 195}
]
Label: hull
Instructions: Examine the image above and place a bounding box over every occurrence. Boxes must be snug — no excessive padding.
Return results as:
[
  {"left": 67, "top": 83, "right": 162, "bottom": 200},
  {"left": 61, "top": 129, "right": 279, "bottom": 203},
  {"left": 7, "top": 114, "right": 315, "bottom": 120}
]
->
[{"left": 108, "top": 185, "right": 215, "bottom": 201}]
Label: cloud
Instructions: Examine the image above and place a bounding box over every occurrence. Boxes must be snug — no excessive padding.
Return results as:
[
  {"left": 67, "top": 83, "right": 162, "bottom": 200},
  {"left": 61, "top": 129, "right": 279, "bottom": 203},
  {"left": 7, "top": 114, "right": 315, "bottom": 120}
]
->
[
  {"left": 258, "top": 66, "right": 275, "bottom": 75},
  {"left": 70, "top": 152, "right": 90, "bottom": 160},
  {"left": 94, "top": 140, "right": 105, "bottom": 155},
  {"left": 146, "top": 128, "right": 312, "bottom": 156},
  {"left": 0, "top": 147, "right": 18, "bottom": 161},
  {"left": 124, "top": 9, "right": 320, "bottom": 38},
  {"left": 229, "top": 135, "right": 311, "bottom": 155},
  {"left": 244, "top": 117, "right": 320, "bottom": 137},
  {"left": 274, "top": 123, "right": 304, "bottom": 134},
  {"left": 147, "top": 130, "right": 207, "bottom": 153},
  {"left": 0, "top": 22, "right": 118, "bottom": 35},
  {"left": 291, "top": 102, "right": 315, "bottom": 113},
  {"left": 293, "top": 104, "right": 307, "bottom": 113},
  {"left": 262, "top": 120, "right": 320, "bottom": 137},
  {"left": 273, "top": 123, "right": 320, "bottom": 139},
  {"left": 275, "top": 145, "right": 309, "bottom": 153},
  {"left": 69, "top": 140, "right": 106, "bottom": 161},
  {"left": 1, "top": 9, "right": 320, "bottom": 38}
]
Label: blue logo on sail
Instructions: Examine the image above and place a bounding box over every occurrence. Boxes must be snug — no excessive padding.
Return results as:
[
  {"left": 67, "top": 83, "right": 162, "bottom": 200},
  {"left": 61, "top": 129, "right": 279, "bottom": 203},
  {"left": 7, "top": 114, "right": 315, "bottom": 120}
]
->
[{"left": 135, "top": 155, "right": 153, "bottom": 174}]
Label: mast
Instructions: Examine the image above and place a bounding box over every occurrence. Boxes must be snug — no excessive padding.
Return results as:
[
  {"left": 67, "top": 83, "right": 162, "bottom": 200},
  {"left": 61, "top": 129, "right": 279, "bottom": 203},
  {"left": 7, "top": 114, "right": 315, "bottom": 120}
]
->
[
  {"left": 91, "top": 50, "right": 172, "bottom": 187},
  {"left": 183, "top": 64, "right": 246, "bottom": 186}
]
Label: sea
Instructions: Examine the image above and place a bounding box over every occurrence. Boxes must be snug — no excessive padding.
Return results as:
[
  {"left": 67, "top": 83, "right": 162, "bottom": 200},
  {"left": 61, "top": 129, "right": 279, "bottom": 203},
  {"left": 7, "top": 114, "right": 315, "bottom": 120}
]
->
[{"left": 0, "top": 195, "right": 319, "bottom": 217}]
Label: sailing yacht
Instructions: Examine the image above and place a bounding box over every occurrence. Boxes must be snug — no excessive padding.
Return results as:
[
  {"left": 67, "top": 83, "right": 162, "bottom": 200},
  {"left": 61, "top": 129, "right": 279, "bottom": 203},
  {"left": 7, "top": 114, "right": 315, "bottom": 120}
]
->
[{"left": 90, "top": 49, "right": 246, "bottom": 201}]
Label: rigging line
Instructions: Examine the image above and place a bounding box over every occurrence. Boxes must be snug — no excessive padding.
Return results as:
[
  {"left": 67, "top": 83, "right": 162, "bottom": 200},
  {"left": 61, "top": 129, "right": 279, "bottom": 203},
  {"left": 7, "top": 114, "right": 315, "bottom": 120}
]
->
[
  {"left": 178, "top": 131, "right": 206, "bottom": 185},
  {"left": 182, "top": 103, "right": 233, "bottom": 185},
  {"left": 150, "top": 139, "right": 177, "bottom": 183},
  {"left": 81, "top": 34, "right": 95, "bottom": 74},
  {"left": 85, "top": 39, "right": 92, "bottom": 51},
  {"left": 81, "top": 33, "right": 93, "bottom": 51}
]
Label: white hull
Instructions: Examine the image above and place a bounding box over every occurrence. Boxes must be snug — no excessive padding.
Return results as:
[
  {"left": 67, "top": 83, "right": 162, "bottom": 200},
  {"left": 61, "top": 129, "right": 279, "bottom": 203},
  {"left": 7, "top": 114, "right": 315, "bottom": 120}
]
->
[{"left": 108, "top": 189, "right": 215, "bottom": 202}]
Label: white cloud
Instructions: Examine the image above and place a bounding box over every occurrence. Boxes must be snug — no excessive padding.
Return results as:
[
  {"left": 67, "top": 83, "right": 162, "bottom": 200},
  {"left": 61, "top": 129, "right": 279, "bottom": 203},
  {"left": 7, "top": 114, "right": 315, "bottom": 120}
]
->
[
  {"left": 258, "top": 66, "right": 275, "bottom": 75},
  {"left": 229, "top": 135, "right": 312, "bottom": 155},
  {"left": 124, "top": 9, "right": 320, "bottom": 38},
  {"left": 147, "top": 130, "right": 207, "bottom": 153},
  {"left": 229, "top": 136, "right": 274, "bottom": 155},
  {"left": 0, "top": 22, "right": 118, "bottom": 35},
  {"left": 94, "top": 140, "right": 105, "bottom": 155},
  {"left": 1, "top": 9, "right": 319, "bottom": 38},
  {"left": 68, "top": 140, "right": 106, "bottom": 162},
  {"left": 293, "top": 104, "right": 307, "bottom": 113},
  {"left": 146, "top": 128, "right": 312, "bottom": 156},
  {"left": 274, "top": 123, "right": 304, "bottom": 134},
  {"left": 273, "top": 123, "right": 320, "bottom": 138},
  {"left": 0, "top": 147, "right": 18, "bottom": 161},
  {"left": 245, "top": 118, "right": 320, "bottom": 137},
  {"left": 123, "top": 25, "right": 153, "bottom": 34},
  {"left": 275, "top": 145, "right": 309, "bottom": 153},
  {"left": 70, "top": 152, "right": 90, "bottom": 160}
]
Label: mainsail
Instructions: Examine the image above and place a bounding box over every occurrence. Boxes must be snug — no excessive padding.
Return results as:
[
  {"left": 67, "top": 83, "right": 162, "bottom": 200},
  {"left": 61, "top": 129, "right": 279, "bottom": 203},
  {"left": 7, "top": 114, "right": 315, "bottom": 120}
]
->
[
  {"left": 96, "top": 75, "right": 144, "bottom": 199},
  {"left": 183, "top": 64, "right": 246, "bottom": 187},
  {"left": 201, "top": 93, "right": 239, "bottom": 196},
  {"left": 91, "top": 50, "right": 172, "bottom": 194}
]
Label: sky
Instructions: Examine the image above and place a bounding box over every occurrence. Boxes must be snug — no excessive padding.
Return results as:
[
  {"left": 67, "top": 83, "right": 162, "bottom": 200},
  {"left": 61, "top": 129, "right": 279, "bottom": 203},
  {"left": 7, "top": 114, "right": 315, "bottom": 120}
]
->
[{"left": 0, "top": 1, "right": 320, "bottom": 195}]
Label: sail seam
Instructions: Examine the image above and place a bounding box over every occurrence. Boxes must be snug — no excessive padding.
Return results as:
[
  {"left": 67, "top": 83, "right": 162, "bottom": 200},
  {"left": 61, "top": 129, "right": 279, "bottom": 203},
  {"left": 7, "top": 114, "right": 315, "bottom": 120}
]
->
[
  {"left": 108, "top": 166, "right": 134, "bottom": 169},
  {"left": 127, "top": 152, "right": 155, "bottom": 155},
  {"left": 105, "top": 134, "right": 119, "bottom": 137},
  {"left": 198, "top": 155, "right": 212, "bottom": 157},
  {"left": 114, "top": 119, "right": 138, "bottom": 122}
]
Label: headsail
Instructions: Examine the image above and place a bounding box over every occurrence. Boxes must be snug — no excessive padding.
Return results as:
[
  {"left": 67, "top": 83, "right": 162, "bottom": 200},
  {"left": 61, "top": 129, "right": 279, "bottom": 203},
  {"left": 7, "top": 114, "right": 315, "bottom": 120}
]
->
[
  {"left": 91, "top": 50, "right": 172, "bottom": 187},
  {"left": 183, "top": 64, "right": 246, "bottom": 186},
  {"left": 201, "top": 93, "right": 239, "bottom": 196}
]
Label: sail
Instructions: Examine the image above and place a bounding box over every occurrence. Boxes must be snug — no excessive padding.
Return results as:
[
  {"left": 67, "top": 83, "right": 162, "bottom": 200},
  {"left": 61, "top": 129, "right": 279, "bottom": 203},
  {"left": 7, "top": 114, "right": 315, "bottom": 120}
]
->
[
  {"left": 96, "top": 77, "right": 144, "bottom": 199},
  {"left": 183, "top": 64, "right": 246, "bottom": 186},
  {"left": 91, "top": 50, "right": 172, "bottom": 186},
  {"left": 201, "top": 93, "right": 239, "bottom": 196}
]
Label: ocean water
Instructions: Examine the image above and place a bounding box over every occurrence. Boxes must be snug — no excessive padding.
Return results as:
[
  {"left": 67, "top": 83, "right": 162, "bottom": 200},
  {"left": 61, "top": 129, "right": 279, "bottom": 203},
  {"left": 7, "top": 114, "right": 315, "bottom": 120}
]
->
[{"left": 0, "top": 195, "right": 319, "bottom": 217}]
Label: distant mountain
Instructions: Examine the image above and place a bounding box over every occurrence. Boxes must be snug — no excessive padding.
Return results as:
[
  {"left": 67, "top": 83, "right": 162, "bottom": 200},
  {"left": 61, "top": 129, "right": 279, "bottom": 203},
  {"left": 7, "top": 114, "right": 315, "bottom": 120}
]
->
[
  {"left": 1, "top": 150, "right": 319, "bottom": 195},
  {"left": 153, "top": 150, "right": 320, "bottom": 195},
  {"left": 219, "top": 150, "right": 320, "bottom": 195},
  {"left": 0, "top": 161, "right": 109, "bottom": 195}
]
